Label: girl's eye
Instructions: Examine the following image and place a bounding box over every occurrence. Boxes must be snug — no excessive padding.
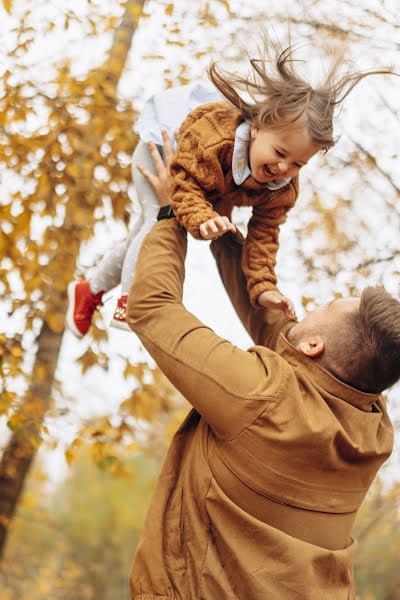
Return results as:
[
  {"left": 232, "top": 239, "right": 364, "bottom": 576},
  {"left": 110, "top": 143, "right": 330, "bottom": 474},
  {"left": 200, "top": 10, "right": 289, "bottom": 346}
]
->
[
  {"left": 274, "top": 149, "right": 285, "bottom": 157},
  {"left": 295, "top": 163, "right": 302, "bottom": 169}
]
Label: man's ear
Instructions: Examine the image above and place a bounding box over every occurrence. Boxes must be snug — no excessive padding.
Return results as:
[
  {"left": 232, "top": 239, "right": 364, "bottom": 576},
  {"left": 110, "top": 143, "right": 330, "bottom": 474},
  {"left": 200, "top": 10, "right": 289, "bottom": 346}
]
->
[{"left": 298, "top": 335, "right": 324, "bottom": 358}]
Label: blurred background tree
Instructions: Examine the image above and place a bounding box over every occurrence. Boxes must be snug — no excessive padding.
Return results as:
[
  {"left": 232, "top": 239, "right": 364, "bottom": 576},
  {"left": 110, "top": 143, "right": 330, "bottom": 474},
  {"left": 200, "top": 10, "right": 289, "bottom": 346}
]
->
[
  {"left": 0, "top": 451, "right": 159, "bottom": 600},
  {"left": 0, "top": 0, "right": 399, "bottom": 598},
  {"left": 0, "top": 0, "right": 145, "bottom": 557}
]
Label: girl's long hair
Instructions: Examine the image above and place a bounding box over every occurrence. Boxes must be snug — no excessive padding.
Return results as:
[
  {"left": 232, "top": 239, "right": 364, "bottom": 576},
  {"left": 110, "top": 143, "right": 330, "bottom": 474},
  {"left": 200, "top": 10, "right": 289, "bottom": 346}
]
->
[{"left": 208, "top": 35, "right": 395, "bottom": 150}]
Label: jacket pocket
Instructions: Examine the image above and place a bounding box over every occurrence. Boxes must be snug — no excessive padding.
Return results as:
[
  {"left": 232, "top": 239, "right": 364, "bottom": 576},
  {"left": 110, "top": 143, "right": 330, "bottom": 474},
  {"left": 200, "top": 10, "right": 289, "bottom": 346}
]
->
[{"left": 163, "top": 485, "right": 186, "bottom": 573}]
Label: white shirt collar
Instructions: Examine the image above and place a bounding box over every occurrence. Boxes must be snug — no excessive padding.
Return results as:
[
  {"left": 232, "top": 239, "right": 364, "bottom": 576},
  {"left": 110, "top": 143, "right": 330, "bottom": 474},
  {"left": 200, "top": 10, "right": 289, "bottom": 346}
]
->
[{"left": 232, "top": 121, "right": 291, "bottom": 190}]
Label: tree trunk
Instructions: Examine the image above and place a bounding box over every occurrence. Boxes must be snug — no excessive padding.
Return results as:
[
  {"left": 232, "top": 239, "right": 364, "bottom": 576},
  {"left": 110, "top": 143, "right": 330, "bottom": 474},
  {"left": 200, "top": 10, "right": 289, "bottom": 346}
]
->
[{"left": 0, "top": 0, "right": 146, "bottom": 561}]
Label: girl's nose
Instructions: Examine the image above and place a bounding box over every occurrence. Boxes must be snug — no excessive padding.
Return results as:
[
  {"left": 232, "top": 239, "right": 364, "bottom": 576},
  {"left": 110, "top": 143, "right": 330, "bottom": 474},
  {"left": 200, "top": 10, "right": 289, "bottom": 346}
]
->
[{"left": 277, "top": 161, "right": 288, "bottom": 174}]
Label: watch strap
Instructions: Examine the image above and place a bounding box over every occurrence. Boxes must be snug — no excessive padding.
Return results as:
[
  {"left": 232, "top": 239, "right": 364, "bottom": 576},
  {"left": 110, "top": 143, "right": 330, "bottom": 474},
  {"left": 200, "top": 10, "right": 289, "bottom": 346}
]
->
[{"left": 157, "top": 205, "right": 175, "bottom": 221}]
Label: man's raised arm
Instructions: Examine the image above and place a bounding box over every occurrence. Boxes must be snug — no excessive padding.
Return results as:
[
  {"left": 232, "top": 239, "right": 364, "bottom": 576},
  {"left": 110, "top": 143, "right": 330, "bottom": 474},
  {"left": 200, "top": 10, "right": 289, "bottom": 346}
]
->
[
  {"left": 127, "top": 219, "right": 285, "bottom": 441},
  {"left": 210, "top": 232, "right": 295, "bottom": 350}
]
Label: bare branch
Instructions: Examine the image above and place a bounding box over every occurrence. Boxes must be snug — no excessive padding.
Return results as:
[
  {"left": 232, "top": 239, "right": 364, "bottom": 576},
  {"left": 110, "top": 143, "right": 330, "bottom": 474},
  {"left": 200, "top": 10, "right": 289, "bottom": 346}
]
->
[{"left": 350, "top": 138, "right": 400, "bottom": 197}]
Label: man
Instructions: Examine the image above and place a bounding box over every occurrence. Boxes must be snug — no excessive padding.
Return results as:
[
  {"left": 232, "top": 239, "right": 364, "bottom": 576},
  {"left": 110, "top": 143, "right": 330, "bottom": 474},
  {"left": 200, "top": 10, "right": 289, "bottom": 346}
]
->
[{"left": 126, "top": 141, "right": 399, "bottom": 600}]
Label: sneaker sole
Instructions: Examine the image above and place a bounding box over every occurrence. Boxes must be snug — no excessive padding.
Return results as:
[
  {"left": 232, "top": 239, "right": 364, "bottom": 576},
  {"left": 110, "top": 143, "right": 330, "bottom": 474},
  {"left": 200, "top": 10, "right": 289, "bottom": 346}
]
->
[
  {"left": 65, "top": 282, "right": 85, "bottom": 339},
  {"left": 110, "top": 318, "right": 131, "bottom": 332}
]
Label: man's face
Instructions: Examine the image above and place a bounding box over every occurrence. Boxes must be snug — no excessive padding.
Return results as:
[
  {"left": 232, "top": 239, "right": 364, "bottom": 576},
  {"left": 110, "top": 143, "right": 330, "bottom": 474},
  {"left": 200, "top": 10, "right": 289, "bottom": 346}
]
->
[
  {"left": 249, "top": 124, "right": 320, "bottom": 184},
  {"left": 287, "top": 297, "right": 361, "bottom": 354}
]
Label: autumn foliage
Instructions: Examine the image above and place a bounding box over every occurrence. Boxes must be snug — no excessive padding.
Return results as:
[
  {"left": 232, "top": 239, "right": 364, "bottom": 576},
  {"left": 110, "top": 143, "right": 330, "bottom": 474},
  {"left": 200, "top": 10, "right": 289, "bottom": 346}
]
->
[{"left": 1, "top": 0, "right": 400, "bottom": 598}]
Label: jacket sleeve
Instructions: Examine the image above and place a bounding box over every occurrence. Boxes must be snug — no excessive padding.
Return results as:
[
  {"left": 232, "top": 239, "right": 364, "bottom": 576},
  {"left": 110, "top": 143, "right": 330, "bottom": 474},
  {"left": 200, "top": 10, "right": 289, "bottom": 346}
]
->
[
  {"left": 211, "top": 232, "right": 295, "bottom": 351},
  {"left": 126, "top": 219, "right": 285, "bottom": 442},
  {"left": 242, "top": 177, "right": 299, "bottom": 306},
  {"left": 169, "top": 127, "right": 226, "bottom": 239}
]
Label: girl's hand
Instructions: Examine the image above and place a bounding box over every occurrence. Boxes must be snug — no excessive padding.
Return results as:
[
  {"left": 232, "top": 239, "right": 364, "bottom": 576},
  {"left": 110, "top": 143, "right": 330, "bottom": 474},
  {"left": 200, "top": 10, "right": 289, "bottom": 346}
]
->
[
  {"left": 199, "top": 216, "right": 236, "bottom": 240},
  {"left": 257, "top": 290, "right": 296, "bottom": 319},
  {"left": 136, "top": 130, "right": 175, "bottom": 207}
]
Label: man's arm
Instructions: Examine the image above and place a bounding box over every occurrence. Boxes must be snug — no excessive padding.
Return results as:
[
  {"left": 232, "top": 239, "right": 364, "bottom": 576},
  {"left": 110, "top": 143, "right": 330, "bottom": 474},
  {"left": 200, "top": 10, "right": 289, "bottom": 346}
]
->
[
  {"left": 127, "top": 219, "right": 285, "bottom": 441},
  {"left": 210, "top": 232, "right": 295, "bottom": 350}
]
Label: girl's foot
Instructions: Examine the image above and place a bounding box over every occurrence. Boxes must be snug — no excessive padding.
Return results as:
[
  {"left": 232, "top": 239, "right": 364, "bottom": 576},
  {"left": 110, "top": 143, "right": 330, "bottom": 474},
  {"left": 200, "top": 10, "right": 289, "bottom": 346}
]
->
[
  {"left": 110, "top": 295, "right": 130, "bottom": 331},
  {"left": 66, "top": 281, "right": 104, "bottom": 338}
]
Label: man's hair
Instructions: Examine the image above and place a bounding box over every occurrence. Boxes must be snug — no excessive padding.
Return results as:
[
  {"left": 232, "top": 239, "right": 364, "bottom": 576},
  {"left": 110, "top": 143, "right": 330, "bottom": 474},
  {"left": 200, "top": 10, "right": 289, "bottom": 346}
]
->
[
  {"left": 333, "top": 287, "right": 400, "bottom": 394},
  {"left": 208, "top": 35, "right": 394, "bottom": 151}
]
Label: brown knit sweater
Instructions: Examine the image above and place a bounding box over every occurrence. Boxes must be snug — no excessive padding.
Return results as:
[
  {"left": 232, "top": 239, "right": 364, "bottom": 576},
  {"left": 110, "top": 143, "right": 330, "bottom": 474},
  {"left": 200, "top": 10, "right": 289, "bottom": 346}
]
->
[{"left": 169, "top": 101, "right": 299, "bottom": 305}]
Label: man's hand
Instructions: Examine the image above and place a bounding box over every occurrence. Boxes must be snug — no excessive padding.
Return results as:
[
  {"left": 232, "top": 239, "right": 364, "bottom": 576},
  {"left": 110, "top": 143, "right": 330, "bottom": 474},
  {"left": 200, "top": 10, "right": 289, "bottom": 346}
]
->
[
  {"left": 257, "top": 290, "right": 296, "bottom": 319},
  {"left": 136, "top": 129, "right": 175, "bottom": 207},
  {"left": 199, "top": 216, "right": 236, "bottom": 240}
]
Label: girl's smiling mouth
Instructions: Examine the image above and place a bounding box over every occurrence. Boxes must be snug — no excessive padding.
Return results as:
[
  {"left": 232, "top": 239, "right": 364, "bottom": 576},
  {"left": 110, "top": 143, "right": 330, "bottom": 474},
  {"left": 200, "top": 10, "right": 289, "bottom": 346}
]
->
[{"left": 263, "top": 164, "right": 277, "bottom": 177}]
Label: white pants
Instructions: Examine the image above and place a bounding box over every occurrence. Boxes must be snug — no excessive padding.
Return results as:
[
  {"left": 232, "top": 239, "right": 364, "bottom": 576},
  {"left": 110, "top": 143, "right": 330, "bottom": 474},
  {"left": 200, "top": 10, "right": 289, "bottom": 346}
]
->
[{"left": 90, "top": 141, "right": 160, "bottom": 296}]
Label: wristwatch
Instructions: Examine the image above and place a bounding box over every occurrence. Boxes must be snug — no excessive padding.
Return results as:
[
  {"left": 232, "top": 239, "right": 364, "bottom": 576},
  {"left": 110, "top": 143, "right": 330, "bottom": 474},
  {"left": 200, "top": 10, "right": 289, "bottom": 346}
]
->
[{"left": 157, "top": 205, "right": 175, "bottom": 221}]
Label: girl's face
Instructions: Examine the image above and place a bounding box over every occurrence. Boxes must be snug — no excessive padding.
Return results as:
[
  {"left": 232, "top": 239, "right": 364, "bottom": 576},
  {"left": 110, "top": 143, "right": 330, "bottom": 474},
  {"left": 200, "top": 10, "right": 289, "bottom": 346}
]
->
[{"left": 249, "top": 124, "right": 320, "bottom": 183}]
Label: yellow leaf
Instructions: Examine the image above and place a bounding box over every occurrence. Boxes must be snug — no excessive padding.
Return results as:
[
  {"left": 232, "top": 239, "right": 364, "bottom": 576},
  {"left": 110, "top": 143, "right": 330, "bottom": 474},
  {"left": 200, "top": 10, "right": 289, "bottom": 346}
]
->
[
  {"left": 123, "top": 362, "right": 146, "bottom": 380},
  {"left": 76, "top": 348, "right": 99, "bottom": 374},
  {"left": 301, "top": 296, "right": 314, "bottom": 309},
  {"left": 178, "top": 76, "right": 191, "bottom": 86},
  {"left": 0, "top": 391, "right": 15, "bottom": 414},
  {"left": 2, "top": 0, "right": 13, "bottom": 14},
  {"left": 36, "top": 172, "right": 51, "bottom": 198},
  {"left": 65, "top": 163, "right": 81, "bottom": 180},
  {"left": 10, "top": 344, "right": 23, "bottom": 358},
  {"left": 217, "top": 0, "right": 231, "bottom": 12},
  {"left": 126, "top": 442, "right": 139, "bottom": 452},
  {"left": 164, "top": 3, "right": 173, "bottom": 16},
  {"left": 166, "top": 40, "right": 185, "bottom": 47},
  {"left": 90, "top": 322, "right": 108, "bottom": 343},
  {"left": 122, "top": 387, "right": 160, "bottom": 422},
  {"left": 7, "top": 412, "right": 25, "bottom": 432},
  {"left": 144, "top": 54, "right": 165, "bottom": 60},
  {"left": 14, "top": 209, "right": 31, "bottom": 236},
  {"left": 71, "top": 437, "right": 83, "bottom": 449},
  {"left": 129, "top": 4, "right": 143, "bottom": 16},
  {"left": 70, "top": 206, "right": 90, "bottom": 227},
  {"left": 46, "top": 312, "right": 65, "bottom": 333},
  {"left": 0, "top": 231, "right": 8, "bottom": 257},
  {"left": 65, "top": 448, "right": 76, "bottom": 465}
]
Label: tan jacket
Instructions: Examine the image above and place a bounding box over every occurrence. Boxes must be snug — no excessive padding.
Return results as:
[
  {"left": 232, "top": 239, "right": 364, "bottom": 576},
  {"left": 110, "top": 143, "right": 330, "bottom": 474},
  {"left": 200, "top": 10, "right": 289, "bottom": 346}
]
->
[
  {"left": 127, "top": 219, "right": 393, "bottom": 600},
  {"left": 169, "top": 102, "right": 299, "bottom": 305}
]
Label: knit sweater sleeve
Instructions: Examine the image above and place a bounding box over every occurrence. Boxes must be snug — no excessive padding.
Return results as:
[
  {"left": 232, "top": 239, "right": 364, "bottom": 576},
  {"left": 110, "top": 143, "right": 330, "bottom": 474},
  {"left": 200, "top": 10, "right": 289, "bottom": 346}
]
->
[
  {"left": 242, "top": 176, "right": 299, "bottom": 306},
  {"left": 169, "top": 115, "right": 229, "bottom": 239}
]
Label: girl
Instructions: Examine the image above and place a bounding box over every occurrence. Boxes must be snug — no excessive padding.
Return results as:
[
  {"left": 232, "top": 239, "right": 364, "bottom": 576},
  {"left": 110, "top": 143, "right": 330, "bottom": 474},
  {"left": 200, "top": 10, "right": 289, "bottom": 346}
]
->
[{"left": 66, "top": 39, "right": 392, "bottom": 337}]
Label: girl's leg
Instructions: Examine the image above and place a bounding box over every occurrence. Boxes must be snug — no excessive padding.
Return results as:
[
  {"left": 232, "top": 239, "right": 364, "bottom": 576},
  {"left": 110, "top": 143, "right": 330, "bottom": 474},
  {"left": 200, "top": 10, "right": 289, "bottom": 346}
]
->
[
  {"left": 111, "top": 141, "right": 162, "bottom": 328},
  {"left": 66, "top": 213, "right": 145, "bottom": 338},
  {"left": 66, "top": 145, "right": 147, "bottom": 337},
  {"left": 122, "top": 141, "right": 162, "bottom": 295},
  {"left": 89, "top": 213, "right": 144, "bottom": 294}
]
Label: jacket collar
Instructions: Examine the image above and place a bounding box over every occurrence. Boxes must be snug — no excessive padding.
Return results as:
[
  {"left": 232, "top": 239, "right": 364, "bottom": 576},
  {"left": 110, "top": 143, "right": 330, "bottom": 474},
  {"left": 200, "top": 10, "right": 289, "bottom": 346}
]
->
[{"left": 277, "top": 326, "right": 381, "bottom": 412}]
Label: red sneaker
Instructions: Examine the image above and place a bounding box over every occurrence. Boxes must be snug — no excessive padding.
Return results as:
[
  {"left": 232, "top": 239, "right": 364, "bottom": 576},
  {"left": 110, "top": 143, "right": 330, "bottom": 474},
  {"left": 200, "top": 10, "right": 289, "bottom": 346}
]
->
[
  {"left": 66, "top": 281, "right": 104, "bottom": 338},
  {"left": 110, "top": 295, "right": 130, "bottom": 331}
]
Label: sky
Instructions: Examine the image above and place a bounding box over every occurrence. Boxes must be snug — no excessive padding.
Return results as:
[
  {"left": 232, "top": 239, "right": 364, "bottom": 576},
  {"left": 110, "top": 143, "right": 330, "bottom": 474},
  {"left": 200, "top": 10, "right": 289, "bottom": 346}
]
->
[{"left": 1, "top": 0, "right": 400, "bottom": 486}]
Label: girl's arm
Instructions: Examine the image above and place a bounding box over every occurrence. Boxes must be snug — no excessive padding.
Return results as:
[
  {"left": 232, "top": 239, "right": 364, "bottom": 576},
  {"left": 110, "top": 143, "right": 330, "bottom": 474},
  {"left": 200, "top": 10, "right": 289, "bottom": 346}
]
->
[
  {"left": 169, "top": 128, "right": 224, "bottom": 238},
  {"left": 242, "top": 178, "right": 298, "bottom": 307},
  {"left": 135, "top": 135, "right": 295, "bottom": 351}
]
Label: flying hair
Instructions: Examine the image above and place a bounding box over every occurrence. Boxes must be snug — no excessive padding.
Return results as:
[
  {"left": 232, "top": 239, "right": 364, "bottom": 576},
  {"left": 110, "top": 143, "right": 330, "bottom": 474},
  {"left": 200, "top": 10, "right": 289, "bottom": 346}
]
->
[{"left": 208, "top": 34, "right": 395, "bottom": 150}]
